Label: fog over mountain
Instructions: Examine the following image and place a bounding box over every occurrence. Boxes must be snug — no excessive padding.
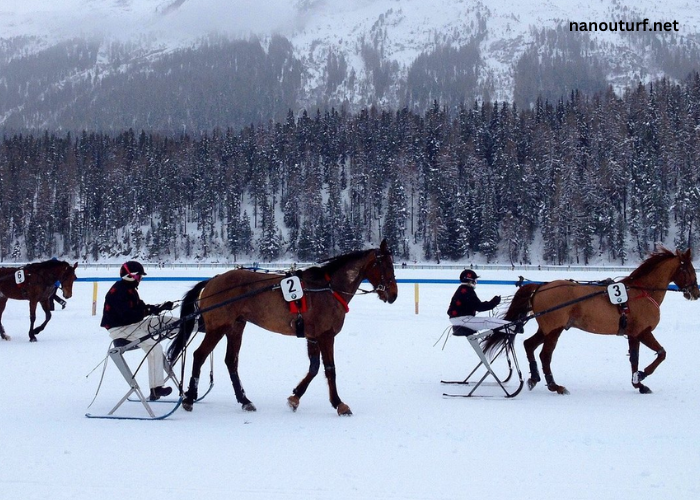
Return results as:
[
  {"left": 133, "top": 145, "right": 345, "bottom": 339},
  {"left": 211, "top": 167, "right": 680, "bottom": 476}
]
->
[{"left": 1, "top": 0, "right": 699, "bottom": 131}]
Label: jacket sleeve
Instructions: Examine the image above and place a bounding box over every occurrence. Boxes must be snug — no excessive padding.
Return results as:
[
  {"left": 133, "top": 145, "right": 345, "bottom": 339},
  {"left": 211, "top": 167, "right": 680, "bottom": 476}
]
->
[{"left": 473, "top": 295, "right": 496, "bottom": 312}]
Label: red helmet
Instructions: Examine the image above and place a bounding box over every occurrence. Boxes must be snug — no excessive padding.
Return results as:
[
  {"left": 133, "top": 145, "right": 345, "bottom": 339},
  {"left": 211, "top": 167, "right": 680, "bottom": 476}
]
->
[
  {"left": 120, "top": 260, "right": 147, "bottom": 282},
  {"left": 459, "top": 269, "right": 479, "bottom": 283}
]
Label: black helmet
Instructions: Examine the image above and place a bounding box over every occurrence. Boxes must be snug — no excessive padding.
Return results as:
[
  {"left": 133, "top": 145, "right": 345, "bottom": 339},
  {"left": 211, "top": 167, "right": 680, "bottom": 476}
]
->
[
  {"left": 460, "top": 269, "right": 479, "bottom": 283},
  {"left": 120, "top": 260, "right": 147, "bottom": 281}
]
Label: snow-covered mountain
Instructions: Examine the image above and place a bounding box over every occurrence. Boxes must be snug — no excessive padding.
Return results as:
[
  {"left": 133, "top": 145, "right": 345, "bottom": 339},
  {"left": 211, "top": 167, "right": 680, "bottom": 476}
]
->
[{"left": 1, "top": 0, "right": 700, "bottom": 130}]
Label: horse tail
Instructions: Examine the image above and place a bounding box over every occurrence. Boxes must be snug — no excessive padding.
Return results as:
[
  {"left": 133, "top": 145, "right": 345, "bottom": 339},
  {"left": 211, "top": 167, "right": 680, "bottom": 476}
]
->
[
  {"left": 482, "top": 283, "right": 539, "bottom": 356},
  {"left": 503, "top": 283, "right": 538, "bottom": 322},
  {"left": 167, "top": 279, "right": 209, "bottom": 364}
]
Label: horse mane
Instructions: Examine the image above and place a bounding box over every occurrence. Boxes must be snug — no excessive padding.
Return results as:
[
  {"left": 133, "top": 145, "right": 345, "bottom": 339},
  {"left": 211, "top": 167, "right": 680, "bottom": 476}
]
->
[
  {"left": 25, "top": 259, "right": 68, "bottom": 272},
  {"left": 623, "top": 247, "right": 676, "bottom": 283},
  {"left": 303, "top": 249, "right": 373, "bottom": 282}
]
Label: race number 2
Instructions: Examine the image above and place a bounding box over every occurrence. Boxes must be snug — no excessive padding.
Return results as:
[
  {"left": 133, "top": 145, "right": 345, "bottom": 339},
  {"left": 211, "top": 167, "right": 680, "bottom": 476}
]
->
[
  {"left": 281, "top": 276, "right": 304, "bottom": 302},
  {"left": 606, "top": 282, "right": 628, "bottom": 304}
]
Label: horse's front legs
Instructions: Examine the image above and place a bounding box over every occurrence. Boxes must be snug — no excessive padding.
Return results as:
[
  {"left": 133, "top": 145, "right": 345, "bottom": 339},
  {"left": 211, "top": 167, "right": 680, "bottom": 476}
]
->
[
  {"left": 287, "top": 339, "right": 321, "bottom": 412},
  {"left": 628, "top": 329, "right": 666, "bottom": 394},
  {"left": 27, "top": 299, "right": 53, "bottom": 342},
  {"left": 319, "top": 334, "right": 352, "bottom": 415}
]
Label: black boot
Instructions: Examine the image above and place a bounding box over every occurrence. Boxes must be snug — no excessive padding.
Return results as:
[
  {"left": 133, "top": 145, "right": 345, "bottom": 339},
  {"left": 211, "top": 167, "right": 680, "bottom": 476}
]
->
[{"left": 149, "top": 386, "right": 173, "bottom": 401}]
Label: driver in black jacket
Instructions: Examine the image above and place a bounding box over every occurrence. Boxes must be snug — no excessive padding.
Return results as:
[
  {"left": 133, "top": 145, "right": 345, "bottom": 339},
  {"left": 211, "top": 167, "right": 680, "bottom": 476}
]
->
[
  {"left": 447, "top": 269, "right": 511, "bottom": 336},
  {"left": 101, "top": 260, "right": 175, "bottom": 401}
]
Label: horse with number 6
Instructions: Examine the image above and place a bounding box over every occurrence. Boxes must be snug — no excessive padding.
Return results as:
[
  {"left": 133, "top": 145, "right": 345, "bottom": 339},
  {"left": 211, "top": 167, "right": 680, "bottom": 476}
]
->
[
  {"left": 0, "top": 260, "right": 79, "bottom": 342},
  {"left": 483, "top": 247, "right": 699, "bottom": 395},
  {"left": 167, "top": 240, "right": 398, "bottom": 416}
]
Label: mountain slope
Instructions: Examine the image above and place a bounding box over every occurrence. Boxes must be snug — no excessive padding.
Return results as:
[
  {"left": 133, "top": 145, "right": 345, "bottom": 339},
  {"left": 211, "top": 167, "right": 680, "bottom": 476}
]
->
[{"left": 1, "top": 0, "right": 699, "bottom": 131}]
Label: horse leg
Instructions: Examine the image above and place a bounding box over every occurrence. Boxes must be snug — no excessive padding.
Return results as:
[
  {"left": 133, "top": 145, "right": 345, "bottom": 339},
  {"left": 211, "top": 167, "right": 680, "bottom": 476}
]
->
[
  {"left": 27, "top": 300, "right": 40, "bottom": 342},
  {"left": 0, "top": 298, "right": 10, "bottom": 341},
  {"left": 319, "top": 333, "right": 352, "bottom": 416},
  {"left": 29, "top": 299, "right": 52, "bottom": 341},
  {"left": 287, "top": 339, "right": 321, "bottom": 412},
  {"left": 183, "top": 330, "right": 225, "bottom": 411},
  {"left": 523, "top": 329, "right": 545, "bottom": 390},
  {"left": 224, "top": 323, "right": 256, "bottom": 412},
  {"left": 627, "top": 336, "right": 651, "bottom": 394},
  {"left": 631, "top": 328, "right": 666, "bottom": 394},
  {"left": 539, "top": 328, "right": 569, "bottom": 395}
]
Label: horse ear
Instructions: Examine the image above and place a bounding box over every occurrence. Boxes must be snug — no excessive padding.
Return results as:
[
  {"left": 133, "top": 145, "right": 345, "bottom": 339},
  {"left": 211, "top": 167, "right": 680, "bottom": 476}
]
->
[
  {"left": 380, "top": 239, "right": 389, "bottom": 253},
  {"left": 683, "top": 248, "right": 692, "bottom": 260},
  {"left": 73, "top": 262, "right": 79, "bottom": 269}
]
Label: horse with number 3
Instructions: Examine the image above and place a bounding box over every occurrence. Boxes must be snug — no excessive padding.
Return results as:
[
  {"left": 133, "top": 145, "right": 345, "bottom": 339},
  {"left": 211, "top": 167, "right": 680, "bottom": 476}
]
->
[
  {"left": 483, "top": 247, "right": 699, "bottom": 395},
  {"left": 167, "top": 240, "right": 398, "bottom": 416}
]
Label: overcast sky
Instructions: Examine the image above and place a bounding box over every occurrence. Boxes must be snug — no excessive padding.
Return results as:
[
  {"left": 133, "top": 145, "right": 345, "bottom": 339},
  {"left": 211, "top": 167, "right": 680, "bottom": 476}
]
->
[{"left": 0, "top": 0, "right": 314, "bottom": 39}]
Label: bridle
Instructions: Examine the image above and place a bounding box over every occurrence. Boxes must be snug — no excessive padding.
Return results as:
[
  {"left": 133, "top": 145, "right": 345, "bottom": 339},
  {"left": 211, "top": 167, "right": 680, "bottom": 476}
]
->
[
  {"left": 365, "top": 249, "right": 395, "bottom": 297},
  {"left": 673, "top": 258, "right": 699, "bottom": 296}
]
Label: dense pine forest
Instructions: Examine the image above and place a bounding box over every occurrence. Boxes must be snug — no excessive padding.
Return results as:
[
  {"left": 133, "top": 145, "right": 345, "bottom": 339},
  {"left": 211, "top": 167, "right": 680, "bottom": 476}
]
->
[{"left": 2, "top": 72, "right": 700, "bottom": 265}]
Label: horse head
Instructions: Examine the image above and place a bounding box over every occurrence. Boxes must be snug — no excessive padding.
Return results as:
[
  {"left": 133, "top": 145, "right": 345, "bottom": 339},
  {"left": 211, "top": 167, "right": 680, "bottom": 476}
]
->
[
  {"left": 673, "top": 249, "right": 699, "bottom": 300},
  {"left": 365, "top": 239, "right": 398, "bottom": 304},
  {"left": 57, "top": 262, "right": 79, "bottom": 299}
]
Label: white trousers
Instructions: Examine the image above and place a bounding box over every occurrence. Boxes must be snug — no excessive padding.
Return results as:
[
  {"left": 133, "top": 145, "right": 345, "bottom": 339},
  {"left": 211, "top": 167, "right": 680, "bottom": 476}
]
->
[
  {"left": 450, "top": 315, "right": 512, "bottom": 333},
  {"left": 108, "top": 316, "right": 176, "bottom": 389}
]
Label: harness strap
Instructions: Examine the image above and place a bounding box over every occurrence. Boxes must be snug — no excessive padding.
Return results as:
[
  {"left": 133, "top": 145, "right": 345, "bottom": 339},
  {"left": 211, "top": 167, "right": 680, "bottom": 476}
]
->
[
  {"left": 633, "top": 290, "right": 660, "bottom": 309},
  {"left": 332, "top": 291, "right": 350, "bottom": 313}
]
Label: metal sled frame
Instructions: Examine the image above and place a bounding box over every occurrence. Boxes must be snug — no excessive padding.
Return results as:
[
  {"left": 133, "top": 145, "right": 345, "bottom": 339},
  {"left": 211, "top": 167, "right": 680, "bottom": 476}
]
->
[
  {"left": 86, "top": 337, "right": 182, "bottom": 420},
  {"left": 442, "top": 329, "right": 524, "bottom": 398}
]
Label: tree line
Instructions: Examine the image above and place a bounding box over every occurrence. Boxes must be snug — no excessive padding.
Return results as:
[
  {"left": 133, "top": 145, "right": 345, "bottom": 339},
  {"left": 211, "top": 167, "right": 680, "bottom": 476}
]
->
[{"left": 2, "top": 73, "right": 700, "bottom": 264}]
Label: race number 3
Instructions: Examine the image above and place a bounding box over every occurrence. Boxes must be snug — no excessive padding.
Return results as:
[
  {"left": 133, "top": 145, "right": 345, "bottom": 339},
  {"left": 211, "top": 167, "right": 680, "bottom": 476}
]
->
[
  {"left": 281, "top": 276, "right": 303, "bottom": 302},
  {"left": 606, "top": 283, "right": 628, "bottom": 304}
]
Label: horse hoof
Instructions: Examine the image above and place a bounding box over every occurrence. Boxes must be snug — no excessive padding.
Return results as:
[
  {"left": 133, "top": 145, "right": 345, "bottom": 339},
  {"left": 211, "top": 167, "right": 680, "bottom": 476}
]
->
[
  {"left": 527, "top": 379, "right": 538, "bottom": 390},
  {"left": 29, "top": 337, "right": 37, "bottom": 343},
  {"left": 242, "top": 403, "right": 257, "bottom": 412},
  {"left": 1, "top": 334, "right": 11, "bottom": 341},
  {"left": 337, "top": 403, "right": 352, "bottom": 416},
  {"left": 182, "top": 399, "right": 194, "bottom": 412},
  {"left": 639, "top": 385, "right": 653, "bottom": 394},
  {"left": 548, "top": 383, "right": 569, "bottom": 395},
  {"left": 287, "top": 395, "right": 300, "bottom": 412}
]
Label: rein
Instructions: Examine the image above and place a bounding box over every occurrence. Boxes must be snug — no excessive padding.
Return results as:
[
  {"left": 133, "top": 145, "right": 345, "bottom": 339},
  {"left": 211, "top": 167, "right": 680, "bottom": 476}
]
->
[{"left": 527, "top": 288, "right": 608, "bottom": 322}]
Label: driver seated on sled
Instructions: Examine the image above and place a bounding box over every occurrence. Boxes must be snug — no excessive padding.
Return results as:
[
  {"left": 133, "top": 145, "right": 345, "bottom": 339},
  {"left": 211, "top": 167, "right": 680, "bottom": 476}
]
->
[
  {"left": 100, "top": 261, "right": 175, "bottom": 401},
  {"left": 447, "top": 269, "right": 511, "bottom": 336}
]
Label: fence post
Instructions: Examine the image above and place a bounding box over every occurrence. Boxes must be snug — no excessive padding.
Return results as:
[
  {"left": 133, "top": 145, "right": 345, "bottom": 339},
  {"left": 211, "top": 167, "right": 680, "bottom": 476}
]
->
[
  {"left": 92, "top": 282, "right": 98, "bottom": 316},
  {"left": 414, "top": 283, "right": 419, "bottom": 314}
]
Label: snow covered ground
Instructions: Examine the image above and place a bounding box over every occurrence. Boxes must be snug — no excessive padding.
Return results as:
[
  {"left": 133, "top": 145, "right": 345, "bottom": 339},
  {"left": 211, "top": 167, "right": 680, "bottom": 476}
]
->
[{"left": 0, "top": 265, "right": 698, "bottom": 500}]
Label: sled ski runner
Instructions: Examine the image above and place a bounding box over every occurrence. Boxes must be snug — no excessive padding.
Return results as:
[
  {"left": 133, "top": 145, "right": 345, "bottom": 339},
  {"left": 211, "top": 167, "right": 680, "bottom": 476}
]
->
[{"left": 442, "top": 327, "right": 524, "bottom": 398}]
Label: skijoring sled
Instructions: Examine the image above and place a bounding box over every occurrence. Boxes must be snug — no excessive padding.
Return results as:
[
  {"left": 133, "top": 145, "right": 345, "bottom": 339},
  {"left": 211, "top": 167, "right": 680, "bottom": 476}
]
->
[{"left": 441, "top": 326, "right": 524, "bottom": 398}]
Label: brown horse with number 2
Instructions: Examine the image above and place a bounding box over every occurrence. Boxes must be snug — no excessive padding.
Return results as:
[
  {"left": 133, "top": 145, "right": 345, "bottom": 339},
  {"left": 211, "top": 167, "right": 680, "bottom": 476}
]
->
[
  {"left": 484, "top": 247, "right": 699, "bottom": 395},
  {"left": 168, "top": 240, "right": 398, "bottom": 416}
]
